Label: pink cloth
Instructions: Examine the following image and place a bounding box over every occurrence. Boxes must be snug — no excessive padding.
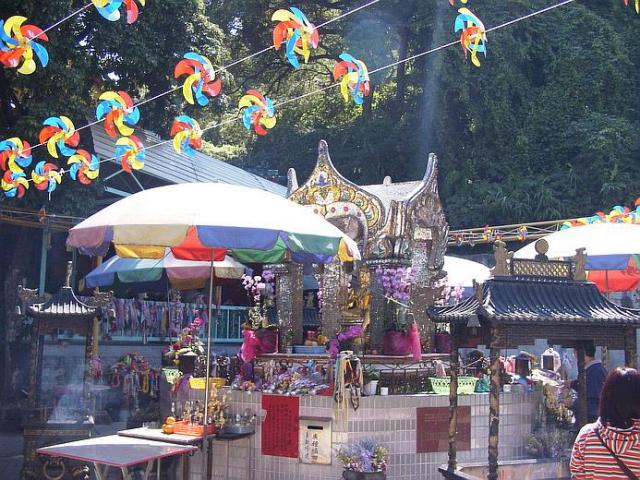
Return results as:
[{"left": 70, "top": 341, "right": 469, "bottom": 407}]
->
[
  {"left": 409, "top": 323, "right": 422, "bottom": 361},
  {"left": 240, "top": 330, "right": 260, "bottom": 363}
]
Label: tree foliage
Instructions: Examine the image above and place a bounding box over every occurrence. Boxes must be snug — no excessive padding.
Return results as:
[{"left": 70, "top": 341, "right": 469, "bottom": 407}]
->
[{"left": 0, "top": 0, "right": 637, "bottom": 228}]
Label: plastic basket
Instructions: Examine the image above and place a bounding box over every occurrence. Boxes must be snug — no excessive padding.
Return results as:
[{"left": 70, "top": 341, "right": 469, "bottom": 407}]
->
[
  {"left": 172, "top": 420, "right": 216, "bottom": 437},
  {"left": 429, "top": 376, "right": 478, "bottom": 395},
  {"left": 188, "top": 377, "right": 226, "bottom": 390}
]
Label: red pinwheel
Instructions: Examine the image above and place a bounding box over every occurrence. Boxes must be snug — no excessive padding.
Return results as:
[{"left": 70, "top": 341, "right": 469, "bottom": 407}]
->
[
  {"left": 68, "top": 150, "right": 100, "bottom": 185},
  {"left": 170, "top": 116, "right": 203, "bottom": 156},
  {"left": 39, "top": 116, "right": 80, "bottom": 158},
  {"left": 0, "top": 16, "right": 49, "bottom": 75},
  {"left": 115, "top": 135, "right": 145, "bottom": 173},
  {"left": 174, "top": 52, "right": 222, "bottom": 106},
  {"left": 238, "top": 89, "right": 277, "bottom": 136},
  {"left": 272, "top": 7, "right": 319, "bottom": 68},
  {"left": 1, "top": 170, "right": 28, "bottom": 198},
  {"left": 0, "top": 137, "right": 32, "bottom": 173},
  {"left": 31, "top": 161, "right": 62, "bottom": 193}
]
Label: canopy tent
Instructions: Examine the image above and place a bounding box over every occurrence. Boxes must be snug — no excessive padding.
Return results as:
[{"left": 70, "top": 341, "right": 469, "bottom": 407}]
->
[
  {"left": 85, "top": 251, "right": 247, "bottom": 290},
  {"left": 67, "top": 182, "right": 361, "bottom": 473},
  {"left": 67, "top": 183, "right": 359, "bottom": 264},
  {"left": 514, "top": 223, "right": 640, "bottom": 292},
  {"left": 443, "top": 255, "right": 491, "bottom": 288}
]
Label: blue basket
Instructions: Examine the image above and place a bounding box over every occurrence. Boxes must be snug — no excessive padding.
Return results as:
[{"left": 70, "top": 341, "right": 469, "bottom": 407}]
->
[{"left": 292, "top": 345, "right": 327, "bottom": 354}]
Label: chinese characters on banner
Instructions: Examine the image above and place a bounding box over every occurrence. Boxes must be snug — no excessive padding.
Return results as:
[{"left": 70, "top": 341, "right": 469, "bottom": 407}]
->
[
  {"left": 416, "top": 406, "right": 471, "bottom": 453},
  {"left": 261, "top": 394, "right": 300, "bottom": 458}
]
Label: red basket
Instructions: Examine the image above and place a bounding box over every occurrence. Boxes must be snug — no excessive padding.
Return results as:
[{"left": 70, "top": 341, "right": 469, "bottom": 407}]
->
[{"left": 172, "top": 420, "right": 216, "bottom": 437}]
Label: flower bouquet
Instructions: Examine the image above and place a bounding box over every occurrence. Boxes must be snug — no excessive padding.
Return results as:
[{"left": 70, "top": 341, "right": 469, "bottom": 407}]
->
[
  {"left": 337, "top": 439, "right": 388, "bottom": 479},
  {"left": 328, "top": 324, "right": 363, "bottom": 359},
  {"left": 164, "top": 317, "right": 206, "bottom": 374}
]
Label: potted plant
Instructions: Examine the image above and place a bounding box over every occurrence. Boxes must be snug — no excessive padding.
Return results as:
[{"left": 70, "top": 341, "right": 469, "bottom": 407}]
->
[
  {"left": 363, "top": 366, "right": 380, "bottom": 396},
  {"left": 337, "top": 439, "right": 388, "bottom": 479}
]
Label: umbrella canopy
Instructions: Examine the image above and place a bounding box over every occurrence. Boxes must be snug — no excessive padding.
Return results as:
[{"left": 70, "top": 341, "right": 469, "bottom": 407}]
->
[
  {"left": 513, "top": 223, "right": 640, "bottom": 270},
  {"left": 443, "top": 255, "right": 491, "bottom": 288},
  {"left": 66, "top": 183, "right": 360, "bottom": 264},
  {"left": 85, "top": 251, "right": 247, "bottom": 290}
]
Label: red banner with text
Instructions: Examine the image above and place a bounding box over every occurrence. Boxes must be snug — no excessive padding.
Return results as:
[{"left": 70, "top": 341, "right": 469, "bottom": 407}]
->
[{"left": 261, "top": 394, "right": 300, "bottom": 458}]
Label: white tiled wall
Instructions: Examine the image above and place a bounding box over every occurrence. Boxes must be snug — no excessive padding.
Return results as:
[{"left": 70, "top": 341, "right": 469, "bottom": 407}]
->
[{"left": 200, "top": 391, "right": 536, "bottom": 480}]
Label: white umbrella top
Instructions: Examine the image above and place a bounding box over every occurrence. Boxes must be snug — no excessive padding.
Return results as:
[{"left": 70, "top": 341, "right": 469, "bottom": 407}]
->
[{"left": 443, "top": 255, "right": 491, "bottom": 287}]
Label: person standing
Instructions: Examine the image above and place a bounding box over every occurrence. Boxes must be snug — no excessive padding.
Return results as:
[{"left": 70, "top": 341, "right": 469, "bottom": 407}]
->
[
  {"left": 570, "top": 342, "right": 608, "bottom": 424},
  {"left": 570, "top": 368, "right": 640, "bottom": 479}
]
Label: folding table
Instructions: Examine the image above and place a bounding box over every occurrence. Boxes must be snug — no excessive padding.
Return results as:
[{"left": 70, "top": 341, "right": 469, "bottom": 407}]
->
[{"left": 37, "top": 434, "right": 196, "bottom": 480}]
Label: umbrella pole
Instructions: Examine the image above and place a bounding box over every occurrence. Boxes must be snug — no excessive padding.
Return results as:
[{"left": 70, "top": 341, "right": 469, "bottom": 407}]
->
[
  {"left": 202, "top": 255, "right": 215, "bottom": 479},
  {"left": 605, "top": 270, "right": 610, "bottom": 299}
]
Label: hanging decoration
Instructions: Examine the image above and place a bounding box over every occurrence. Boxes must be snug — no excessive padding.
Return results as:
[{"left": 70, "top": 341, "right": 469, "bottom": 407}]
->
[
  {"left": 271, "top": 7, "right": 319, "bottom": 69},
  {"left": 174, "top": 52, "right": 222, "bottom": 106},
  {"left": 623, "top": 0, "right": 639, "bottom": 14},
  {"left": 39, "top": 116, "right": 80, "bottom": 158},
  {"left": 31, "top": 161, "right": 62, "bottom": 193},
  {"left": 454, "top": 8, "right": 487, "bottom": 67},
  {"left": 68, "top": 149, "right": 100, "bottom": 184},
  {"left": 449, "top": 0, "right": 468, "bottom": 4},
  {"left": 238, "top": 89, "right": 277, "bottom": 136},
  {"left": 0, "top": 137, "right": 32, "bottom": 173},
  {"left": 96, "top": 90, "right": 141, "bottom": 137},
  {"left": 333, "top": 53, "right": 371, "bottom": 106},
  {"left": 170, "top": 115, "right": 202, "bottom": 156},
  {"left": 517, "top": 225, "right": 528, "bottom": 241},
  {"left": 91, "top": 0, "right": 146, "bottom": 24},
  {"left": 115, "top": 135, "right": 145, "bottom": 173},
  {"left": 0, "top": 16, "right": 49, "bottom": 75},
  {"left": 560, "top": 203, "right": 640, "bottom": 228},
  {"left": 1, "top": 170, "right": 29, "bottom": 198}
]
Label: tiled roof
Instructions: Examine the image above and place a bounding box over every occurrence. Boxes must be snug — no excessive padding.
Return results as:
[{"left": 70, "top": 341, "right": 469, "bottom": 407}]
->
[
  {"left": 28, "top": 286, "right": 97, "bottom": 318},
  {"left": 90, "top": 126, "right": 287, "bottom": 196},
  {"left": 428, "top": 276, "right": 640, "bottom": 326}
]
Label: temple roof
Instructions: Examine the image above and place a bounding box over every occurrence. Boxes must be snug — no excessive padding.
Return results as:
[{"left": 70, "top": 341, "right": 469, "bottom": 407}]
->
[
  {"left": 428, "top": 276, "right": 640, "bottom": 326},
  {"left": 361, "top": 180, "right": 422, "bottom": 211},
  {"left": 27, "top": 286, "right": 97, "bottom": 319}
]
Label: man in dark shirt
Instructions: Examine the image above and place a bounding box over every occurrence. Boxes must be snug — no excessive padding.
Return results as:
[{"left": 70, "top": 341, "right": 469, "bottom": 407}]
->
[{"left": 569, "top": 342, "right": 607, "bottom": 423}]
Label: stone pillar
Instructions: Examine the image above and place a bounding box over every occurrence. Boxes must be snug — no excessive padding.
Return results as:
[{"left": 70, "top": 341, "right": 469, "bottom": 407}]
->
[
  {"left": 271, "top": 263, "right": 303, "bottom": 351},
  {"left": 368, "top": 266, "right": 387, "bottom": 349},
  {"left": 447, "top": 326, "right": 459, "bottom": 473},
  {"left": 488, "top": 344, "right": 501, "bottom": 480},
  {"left": 576, "top": 342, "right": 588, "bottom": 428},
  {"left": 319, "top": 260, "right": 343, "bottom": 339},
  {"left": 625, "top": 327, "right": 637, "bottom": 369}
]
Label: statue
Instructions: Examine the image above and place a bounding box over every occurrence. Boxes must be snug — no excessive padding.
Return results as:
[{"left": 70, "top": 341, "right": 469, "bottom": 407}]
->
[
  {"left": 493, "top": 240, "right": 510, "bottom": 276},
  {"left": 573, "top": 247, "right": 587, "bottom": 281}
]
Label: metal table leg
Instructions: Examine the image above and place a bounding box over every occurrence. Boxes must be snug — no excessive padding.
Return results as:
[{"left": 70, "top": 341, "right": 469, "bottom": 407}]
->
[{"left": 94, "top": 463, "right": 110, "bottom": 480}]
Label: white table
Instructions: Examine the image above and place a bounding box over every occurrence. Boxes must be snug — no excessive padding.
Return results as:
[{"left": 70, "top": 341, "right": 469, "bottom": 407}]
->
[{"left": 37, "top": 434, "right": 196, "bottom": 480}]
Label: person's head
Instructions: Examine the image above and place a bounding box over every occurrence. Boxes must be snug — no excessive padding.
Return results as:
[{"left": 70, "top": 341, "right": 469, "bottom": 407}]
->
[
  {"left": 584, "top": 341, "right": 596, "bottom": 359},
  {"left": 599, "top": 368, "right": 640, "bottom": 428}
]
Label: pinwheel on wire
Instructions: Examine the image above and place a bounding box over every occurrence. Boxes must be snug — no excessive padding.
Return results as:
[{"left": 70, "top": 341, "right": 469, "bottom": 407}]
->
[
  {"left": 0, "top": 137, "right": 32, "bottom": 173},
  {"left": 1, "top": 170, "right": 29, "bottom": 198},
  {"left": 170, "top": 116, "right": 203, "bottom": 156},
  {"left": 39, "top": 116, "right": 80, "bottom": 159},
  {"left": 0, "top": 16, "right": 49, "bottom": 75},
  {"left": 96, "top": 91, "right": 141, "bottom": 138},
  {"left": 115, "top": 135, "right": 145, "bottom": 173},
  {"left": 92, "top": 0, "right": 146, "bottom": 24},
  {"left": 272, "top": 7, "right": 319, "bottom": 69},
  {"left": 68, "top": 149, "right": 100, "bottom": 185},
  {"left": 238, "top": 89, "right": 277, "bottom": 136},
  {"left": 31, "top": 161, "right": 62, "bottom": 193},
  {"left": 448, "top": 0, "right": 468, "bottom": 5},
  {"left": 333, "top": 53, "right": 371, "bottom": 106},
  {"left": 174, "top": 52, "right": 222, "bottom": 106},
  {"left": 454, "top": 8, "right": 487, "bottom": 67}
]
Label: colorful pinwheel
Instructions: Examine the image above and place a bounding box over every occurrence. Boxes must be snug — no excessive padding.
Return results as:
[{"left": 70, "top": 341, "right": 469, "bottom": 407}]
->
[
  {"left": 68, "top": 149, "right": 100, "bottom": 185},
  {"left": 91, "top": 0, "right": 146, "bottom": 24},
  {"left": 454, "top": 8, "right": 487, "bottom": 67},
  {"left": 96, "top": 91, "right": 140, "bottom": 138},
  {"left": 174, "top": 52, "right": 222, "bottom": 106},
  {"left": 238, "top": 89, "right": 277, "bottom": 136},
  {"left": 272, "top": 7, "right": 319, "bottom": 69},
  {"left": 170, "top": 116, "right": 202, "bottom": 156},
  {"left": 0, "top": 16, "right": 49, "bottom": 75},
  {"left": 0, "top": 137, "right": 32, "bottom": 173},
  {"left": 115, "top": 135, "right": 145, "bottom": 173},
  {"left": 333, "top": 53, "right": 371, "bottom": 106},
  {"left": 448, "top": 0, "right": 468, "bottom": 5},
  {"left": 39, "top": 116, "right": 79, "bottom": 159},
  {"left": 623, "top": 0, "right": 639, "bottom": 13},
  {"left": 31, "top": 161, "right": 62, "bottom": 193},
  {"left": 1, "top": 170, "right": 28, "bottom": 198}
]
